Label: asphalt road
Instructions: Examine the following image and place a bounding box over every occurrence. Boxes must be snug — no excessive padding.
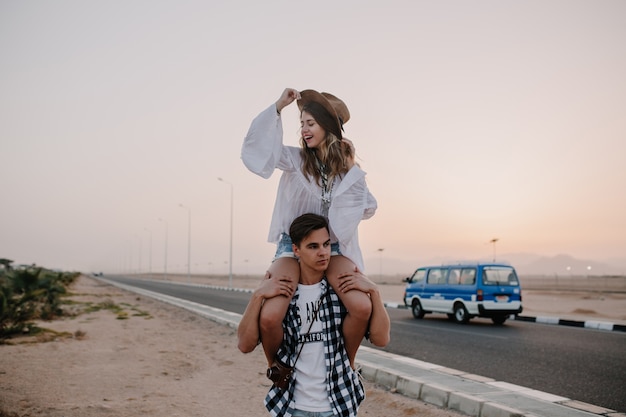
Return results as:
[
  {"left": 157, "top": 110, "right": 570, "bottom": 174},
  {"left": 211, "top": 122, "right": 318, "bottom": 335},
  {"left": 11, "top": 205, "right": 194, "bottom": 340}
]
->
[{"left": 105, "top": 275, "right": 626, "bottom": 412}]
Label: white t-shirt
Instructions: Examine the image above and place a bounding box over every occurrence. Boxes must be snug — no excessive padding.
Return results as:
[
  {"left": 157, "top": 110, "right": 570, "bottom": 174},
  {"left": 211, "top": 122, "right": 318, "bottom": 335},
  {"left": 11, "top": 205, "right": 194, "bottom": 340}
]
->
[{"left": 293, "top": 282, "right": 331, "bottom": 412}]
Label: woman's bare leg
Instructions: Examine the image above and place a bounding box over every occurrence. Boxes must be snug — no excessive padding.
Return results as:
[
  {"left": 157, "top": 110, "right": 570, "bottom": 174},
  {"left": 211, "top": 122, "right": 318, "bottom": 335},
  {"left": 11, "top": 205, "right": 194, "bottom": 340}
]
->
[
  {"left": 259, "top": 257, "right": 300, "bottom": 365},
  {"left": 326, "top": 255, "right": 372, "bottom": 368}
]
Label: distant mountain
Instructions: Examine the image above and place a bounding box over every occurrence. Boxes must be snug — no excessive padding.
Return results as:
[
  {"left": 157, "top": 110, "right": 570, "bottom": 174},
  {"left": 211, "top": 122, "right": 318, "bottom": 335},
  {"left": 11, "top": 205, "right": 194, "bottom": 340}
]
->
[{"left": 606, "top": 257, "right": 626, "bottom": 271}]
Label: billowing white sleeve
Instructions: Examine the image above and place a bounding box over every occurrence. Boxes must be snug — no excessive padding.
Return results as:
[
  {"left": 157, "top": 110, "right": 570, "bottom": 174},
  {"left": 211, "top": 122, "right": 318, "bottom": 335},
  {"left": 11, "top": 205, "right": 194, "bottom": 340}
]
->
[{"left": 241, "top": 104, "right": 283, "bottom": 179}]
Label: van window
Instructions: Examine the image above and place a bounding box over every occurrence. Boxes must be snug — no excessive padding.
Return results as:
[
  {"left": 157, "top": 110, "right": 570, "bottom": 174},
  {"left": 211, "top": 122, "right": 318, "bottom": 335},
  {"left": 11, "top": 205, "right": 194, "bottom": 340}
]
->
[
  {"left": 448, "top": 268, "right": 462, "bottom": 285},
  {"left": 482, "top": 266, "right": 519, "bottom": 286},
  {"left": 460, "top": 268, "right": 476, "bottom": 285},
  {"left": 411, "top": 269, "right": 426, "bottom": 283},
  {"left": 427, "top": 268, "right": 446, "bottom": 284}
]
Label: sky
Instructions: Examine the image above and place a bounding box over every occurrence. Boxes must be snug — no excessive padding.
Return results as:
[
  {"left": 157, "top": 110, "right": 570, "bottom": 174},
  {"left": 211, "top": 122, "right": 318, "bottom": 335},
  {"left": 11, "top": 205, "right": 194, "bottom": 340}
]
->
[{"left": 1, "top": 0, "right": 625, "bottom": 277}]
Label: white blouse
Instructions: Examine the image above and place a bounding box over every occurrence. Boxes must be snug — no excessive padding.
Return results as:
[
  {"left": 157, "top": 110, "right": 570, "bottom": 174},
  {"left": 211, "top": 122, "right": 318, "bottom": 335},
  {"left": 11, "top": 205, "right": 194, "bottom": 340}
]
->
[{"left": 241, "top": 104, "right": 377, "bottom": 270}]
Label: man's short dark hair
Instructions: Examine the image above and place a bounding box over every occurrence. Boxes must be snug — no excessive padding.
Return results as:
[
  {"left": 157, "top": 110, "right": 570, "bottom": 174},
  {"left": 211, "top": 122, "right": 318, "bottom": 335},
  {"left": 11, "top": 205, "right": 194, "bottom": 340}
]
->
[{"left": 289, "top": 214, "right": 329, "bottom": 247}]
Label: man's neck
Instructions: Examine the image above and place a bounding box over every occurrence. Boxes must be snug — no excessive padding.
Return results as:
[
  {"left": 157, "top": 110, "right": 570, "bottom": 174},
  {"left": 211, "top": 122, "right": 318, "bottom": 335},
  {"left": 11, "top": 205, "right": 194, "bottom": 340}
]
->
[{"left": 299, "top": 268, "right": 325, "bottom": 286}]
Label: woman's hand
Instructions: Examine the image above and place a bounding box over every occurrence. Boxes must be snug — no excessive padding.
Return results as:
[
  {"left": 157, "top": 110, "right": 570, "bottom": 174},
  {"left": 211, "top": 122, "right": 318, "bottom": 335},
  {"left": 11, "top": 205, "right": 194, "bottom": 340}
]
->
[
  {"left": 255, "top": 270, "right": 295, "bottom": 299},
  {"left": 275, "top": 88, "right": 301, "bottom": 114},
  {"left": 336, "top": 266, "right": 376, "bottom": 295}
]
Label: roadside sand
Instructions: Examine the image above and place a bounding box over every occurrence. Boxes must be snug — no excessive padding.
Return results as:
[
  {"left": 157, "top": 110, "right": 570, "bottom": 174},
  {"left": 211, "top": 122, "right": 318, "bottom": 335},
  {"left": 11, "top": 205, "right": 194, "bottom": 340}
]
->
[{"left": 0, "top": 276, "right": 466, "bottom": 417}]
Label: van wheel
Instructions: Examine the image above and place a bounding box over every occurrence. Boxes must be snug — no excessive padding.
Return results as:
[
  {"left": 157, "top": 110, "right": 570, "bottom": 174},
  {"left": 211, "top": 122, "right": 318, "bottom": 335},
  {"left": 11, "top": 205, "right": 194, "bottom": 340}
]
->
[
  {"left": 411, "top": 300, "right": 425, "bottom": 319},
  {"left": 492, "top": 315, "right": 508, "bottom": 325},
  {"left": 453, "top": 304, "right": 470, "bottom": 324}
]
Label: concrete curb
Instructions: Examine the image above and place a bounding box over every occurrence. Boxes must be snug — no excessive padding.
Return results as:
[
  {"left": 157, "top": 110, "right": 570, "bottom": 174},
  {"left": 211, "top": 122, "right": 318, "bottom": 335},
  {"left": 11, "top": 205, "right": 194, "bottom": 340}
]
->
[
  {"left": 97, "top": 278, "right": 242, "bottom": 329},
  {"left": 513, "top": 314, "right": 626, "bottom": 333}
]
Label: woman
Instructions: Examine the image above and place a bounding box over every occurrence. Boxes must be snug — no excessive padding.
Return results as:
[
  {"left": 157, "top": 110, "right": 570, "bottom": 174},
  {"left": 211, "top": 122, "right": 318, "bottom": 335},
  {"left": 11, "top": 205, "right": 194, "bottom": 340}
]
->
[{"left": 241, "top": 88, "right": 377, "bottom": 368}]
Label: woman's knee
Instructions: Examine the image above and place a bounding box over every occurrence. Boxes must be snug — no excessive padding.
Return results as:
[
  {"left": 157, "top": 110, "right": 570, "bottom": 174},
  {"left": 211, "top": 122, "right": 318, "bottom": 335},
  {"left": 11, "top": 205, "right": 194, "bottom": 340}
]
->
[
  {"left": 260, "top": 298, "right": 290, "bottom": 331},
  {"left": 347, "top": 295, "right": 372, "bottom": 321}
]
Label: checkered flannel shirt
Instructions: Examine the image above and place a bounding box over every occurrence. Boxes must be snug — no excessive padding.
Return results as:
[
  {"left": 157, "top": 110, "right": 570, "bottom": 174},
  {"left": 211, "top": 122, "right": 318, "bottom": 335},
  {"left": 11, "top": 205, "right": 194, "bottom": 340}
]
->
[{"left": 264, "top": 278, "right": 365, "bottom": 417}]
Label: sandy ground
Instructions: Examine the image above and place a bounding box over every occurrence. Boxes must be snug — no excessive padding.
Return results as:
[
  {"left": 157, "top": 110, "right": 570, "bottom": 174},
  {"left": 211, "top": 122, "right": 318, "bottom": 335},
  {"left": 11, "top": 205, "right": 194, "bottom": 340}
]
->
[{"left": 1, "top": 275, "right": 624, "bottom": 417}]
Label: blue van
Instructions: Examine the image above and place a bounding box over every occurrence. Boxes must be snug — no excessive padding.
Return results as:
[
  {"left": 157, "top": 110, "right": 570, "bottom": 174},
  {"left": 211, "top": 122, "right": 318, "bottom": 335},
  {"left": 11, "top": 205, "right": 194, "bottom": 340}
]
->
[{"left": 403, "top": 263, "right": 523, "bottom": 324}]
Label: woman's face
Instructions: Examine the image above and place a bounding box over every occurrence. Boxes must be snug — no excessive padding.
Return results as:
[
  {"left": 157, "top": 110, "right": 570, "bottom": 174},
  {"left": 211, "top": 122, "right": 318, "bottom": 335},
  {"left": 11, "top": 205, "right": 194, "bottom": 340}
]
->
[{"left": 300, "top": 111, "right": 326, "bottom": 149}]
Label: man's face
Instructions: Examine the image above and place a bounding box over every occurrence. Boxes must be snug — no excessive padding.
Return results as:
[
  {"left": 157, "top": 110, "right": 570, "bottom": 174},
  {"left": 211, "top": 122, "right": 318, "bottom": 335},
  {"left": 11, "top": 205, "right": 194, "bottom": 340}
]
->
[{"left": 293, "top": 228, "right": 331, "bottom": 273}]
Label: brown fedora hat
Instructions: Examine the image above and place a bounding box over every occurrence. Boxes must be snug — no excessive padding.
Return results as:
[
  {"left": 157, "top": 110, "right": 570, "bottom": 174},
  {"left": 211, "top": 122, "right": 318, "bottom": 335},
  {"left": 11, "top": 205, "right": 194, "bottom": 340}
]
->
[{"left": 297, "top": 89, "right": 350, "bottom": 139}]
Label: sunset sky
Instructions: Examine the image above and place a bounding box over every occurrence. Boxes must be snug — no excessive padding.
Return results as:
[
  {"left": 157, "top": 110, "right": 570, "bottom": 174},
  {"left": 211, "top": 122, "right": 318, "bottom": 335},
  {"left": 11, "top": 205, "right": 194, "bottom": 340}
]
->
[{"left": 2, "top": 1, "right": 625, "bottom": 276}]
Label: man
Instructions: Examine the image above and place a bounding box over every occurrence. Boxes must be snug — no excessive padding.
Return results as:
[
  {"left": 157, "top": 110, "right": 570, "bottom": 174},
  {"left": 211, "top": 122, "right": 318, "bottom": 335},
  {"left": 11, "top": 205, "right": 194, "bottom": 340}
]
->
[{"left": 238, "top": 213, "right": 390, "bottom": 417}]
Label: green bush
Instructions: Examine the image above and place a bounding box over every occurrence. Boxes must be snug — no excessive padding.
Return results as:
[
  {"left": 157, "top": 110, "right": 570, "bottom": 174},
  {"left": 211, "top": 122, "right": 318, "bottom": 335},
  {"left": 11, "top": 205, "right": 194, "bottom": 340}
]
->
[{"left": 0, "top": 258, "right": 79, "bottom": 338}]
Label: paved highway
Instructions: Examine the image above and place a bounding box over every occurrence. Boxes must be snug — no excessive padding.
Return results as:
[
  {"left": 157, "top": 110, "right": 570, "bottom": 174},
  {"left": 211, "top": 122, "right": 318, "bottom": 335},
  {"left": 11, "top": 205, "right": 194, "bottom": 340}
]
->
[{"left": 105, "top": 275, "right": 626, "bottom": 412}]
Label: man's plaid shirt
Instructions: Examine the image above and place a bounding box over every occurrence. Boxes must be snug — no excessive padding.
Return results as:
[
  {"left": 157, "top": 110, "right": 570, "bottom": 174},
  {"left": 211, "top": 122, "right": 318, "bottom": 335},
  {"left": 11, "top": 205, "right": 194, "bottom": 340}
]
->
[{"left": 264, "top": 278, "right": 365, "bottom": 416}]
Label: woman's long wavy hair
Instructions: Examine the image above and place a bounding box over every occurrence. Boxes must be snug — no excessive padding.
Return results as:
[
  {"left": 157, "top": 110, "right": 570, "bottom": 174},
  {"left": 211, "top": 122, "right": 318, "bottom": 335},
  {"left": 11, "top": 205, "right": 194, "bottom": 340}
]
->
[{"left": 299, "top": 101, "right": 354, "bottom": 186}]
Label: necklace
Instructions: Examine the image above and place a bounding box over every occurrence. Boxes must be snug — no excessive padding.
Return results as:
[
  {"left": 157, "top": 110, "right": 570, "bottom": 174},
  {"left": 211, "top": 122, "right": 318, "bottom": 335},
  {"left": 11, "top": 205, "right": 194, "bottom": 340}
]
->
[{"left": 317, "top": 158, "right": 333, "bottom": 218}]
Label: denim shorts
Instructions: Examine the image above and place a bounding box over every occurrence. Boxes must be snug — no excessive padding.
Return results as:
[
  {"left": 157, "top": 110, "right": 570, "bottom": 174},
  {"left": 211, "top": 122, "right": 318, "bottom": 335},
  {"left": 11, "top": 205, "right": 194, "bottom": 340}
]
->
[
  {"left": 291, "top": 410, "right": 334, "bottom": 417},
  {"left": 273, "top": 233, "right": 341, "bottom": 261}
]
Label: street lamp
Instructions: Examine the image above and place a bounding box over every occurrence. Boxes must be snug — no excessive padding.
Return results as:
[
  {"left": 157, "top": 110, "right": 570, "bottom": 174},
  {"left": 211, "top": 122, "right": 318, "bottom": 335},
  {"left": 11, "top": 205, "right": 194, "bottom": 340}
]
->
[
  {"left": 127, "top": 239, "right": 132, "bottom": 274},
  {"left": 218, "top": 177, "right": 233, "bottom": 288},
  {"left": 489, "top": 238, "right": 499, "bottom": 262},
  {"left": 144, "top": 227, "right": 152, "bottom": 279},
  {"left": 158, "top": 218, "right": 168, "bottom": 280},
  {"left": 377, "top": 248, "right": 384, "bottom": 280},
  {"left": 179, "top": 204, "right": 191, "bottom": 283},
  {"left": 136, "top": 234, "right": 142, "bottom": 274}
]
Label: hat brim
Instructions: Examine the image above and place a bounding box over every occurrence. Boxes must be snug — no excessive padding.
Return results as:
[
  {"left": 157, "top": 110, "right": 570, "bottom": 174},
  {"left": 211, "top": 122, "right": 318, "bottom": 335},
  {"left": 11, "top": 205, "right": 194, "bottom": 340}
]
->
[{"left": 297, "top": 90, "right": 344, "bottom": 139}]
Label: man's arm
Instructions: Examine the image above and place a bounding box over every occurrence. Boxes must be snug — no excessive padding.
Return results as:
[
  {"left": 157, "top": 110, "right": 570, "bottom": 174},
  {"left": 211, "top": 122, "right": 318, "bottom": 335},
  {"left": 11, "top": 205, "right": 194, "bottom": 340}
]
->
[
  {"left": 365, "top": 283, "right": 391, "bottom": 347},
  {"left": 237, "top": 273, "right": 294, "bottom": 353},
  {"left": 237, "top": 290, "right": 265, "bottom": 353}
]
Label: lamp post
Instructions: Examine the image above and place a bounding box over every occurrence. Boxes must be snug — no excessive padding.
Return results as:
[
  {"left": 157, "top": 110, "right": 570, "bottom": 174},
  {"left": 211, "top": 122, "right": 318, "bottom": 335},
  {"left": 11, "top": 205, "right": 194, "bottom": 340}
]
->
[
  {"left": 377, "top": 248, "right": 384, "bottom": 280},
  {"left": 127, "top": 239, "right": 132, "bottom": 274},
  {"left": 179, "top": 204, "right": 191, "bottom": 283},
  {"left": 218, "top": 177, "right": 233, "bottom": 288},
  {"left": 144, "top": 227, "right": 152, "bottom": 279},
  {"left": 158, "top": 218, "right": 168, "bottom": 280},
  {"left": 490, "top": 238, "right": 499, "bottom": 262},
  {"left": 135, "top": 234, "right": 142, "bottom": 275}
]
